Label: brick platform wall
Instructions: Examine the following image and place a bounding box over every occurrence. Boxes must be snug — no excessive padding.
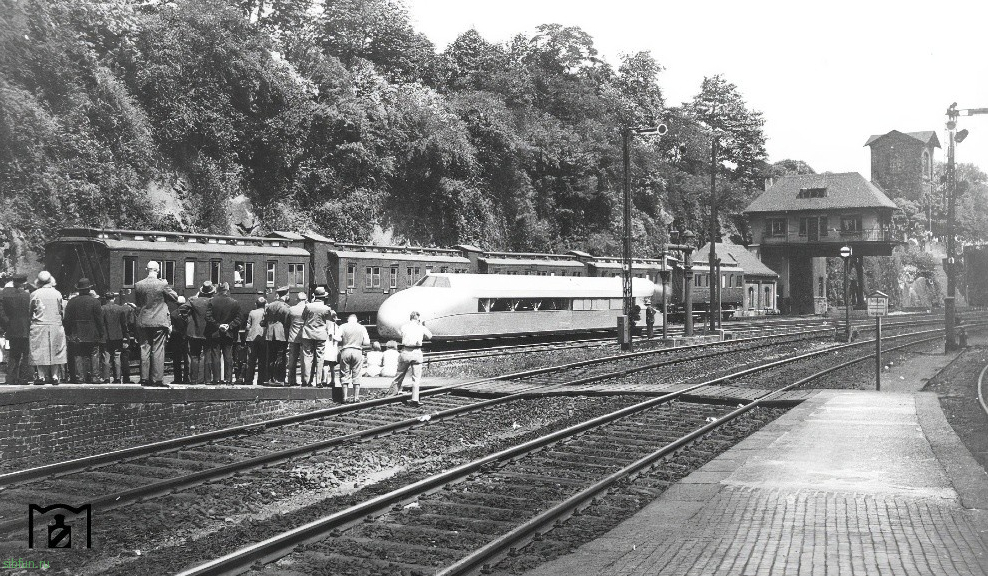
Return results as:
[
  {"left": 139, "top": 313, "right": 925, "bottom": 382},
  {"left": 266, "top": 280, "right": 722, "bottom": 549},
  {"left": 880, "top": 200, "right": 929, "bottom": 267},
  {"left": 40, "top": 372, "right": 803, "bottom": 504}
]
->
[{"left": 0, "top": 397, "right": 337, "bottom": 472}]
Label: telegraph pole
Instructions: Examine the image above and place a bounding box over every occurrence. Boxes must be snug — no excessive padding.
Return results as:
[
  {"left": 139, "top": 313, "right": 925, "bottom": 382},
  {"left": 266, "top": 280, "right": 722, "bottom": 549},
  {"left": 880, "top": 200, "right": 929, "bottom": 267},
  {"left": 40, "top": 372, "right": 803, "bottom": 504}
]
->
[{"left": 709, "top": 134, "right": 719, "bottom": 332}]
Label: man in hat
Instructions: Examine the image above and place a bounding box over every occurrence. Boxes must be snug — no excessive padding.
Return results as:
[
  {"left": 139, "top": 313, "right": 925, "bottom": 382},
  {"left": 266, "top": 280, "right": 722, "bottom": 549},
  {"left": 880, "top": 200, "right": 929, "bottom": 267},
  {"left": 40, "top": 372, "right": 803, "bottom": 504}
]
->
[
  {"left": 300, "top": 287, "right": 333, "bottom": 387},
  {"left": 285, "top": 292, "right": 307, "bottom": 386},
  {"left": 180, "top": 281, "right": 214, "bottom": 384},
  {"left": 243, "top": 296, "right": 267, "bottom": 385},
  {"left": 101, "top": 292, "right": 129, "bottom": 383},
  {"left": 29, "top": 271, "right": 67, "bottom": 384},
  {"left": 206, "top": 282, "right": 242, "bottom": 384},
  {"left": 262, "top": 285, "right": 292, "bottom": 386},
  {"left": 134, "top": 261, "right": 178, "bottom": 387},
  {"left": 0, "top": 274, "right": 32, "bottom": 384},
  {"left": 63, "top": 278, "right": 104, "bottom": 383}
]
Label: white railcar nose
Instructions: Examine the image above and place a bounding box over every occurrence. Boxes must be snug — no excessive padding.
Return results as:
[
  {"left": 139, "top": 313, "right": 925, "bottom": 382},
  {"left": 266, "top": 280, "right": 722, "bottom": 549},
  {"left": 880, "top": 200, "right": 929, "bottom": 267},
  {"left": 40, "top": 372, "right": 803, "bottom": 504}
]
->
[{"left": 377, "top": 290, "right": 418, "bottom": 339}]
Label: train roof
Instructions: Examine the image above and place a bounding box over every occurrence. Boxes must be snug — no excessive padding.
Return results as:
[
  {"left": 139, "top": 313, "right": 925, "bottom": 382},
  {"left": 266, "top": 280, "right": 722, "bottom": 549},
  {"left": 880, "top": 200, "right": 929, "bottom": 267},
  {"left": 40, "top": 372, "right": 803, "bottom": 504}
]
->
[
  {"left": 482, "top": 257, "right": 585, "bottom": 268},
  {"left": 51, "top": 235, "right": 309, "bottom": 256},
  {"left": 417, "top": 273, "right": 655, "bottom": 297},
  {"left": 330, "top": 249, "right": 469, "bottom": 264}
]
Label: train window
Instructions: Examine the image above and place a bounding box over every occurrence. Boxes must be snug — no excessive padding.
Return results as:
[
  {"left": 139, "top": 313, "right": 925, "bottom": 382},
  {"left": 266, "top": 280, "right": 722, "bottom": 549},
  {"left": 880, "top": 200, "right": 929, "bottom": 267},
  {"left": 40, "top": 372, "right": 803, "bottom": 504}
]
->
[
  {"left": 162, "top": 260, "right": 176, "bottom": 286},
  {"left": 185, "top": 260, "right": 196, "bottom": 288},
  {"left": 414, "top": 276, "right": 450, "bottom": 288},
  {"left": 490, "top": 298, "right": 512, "bottom": 312},
  {"left": 478, "top": 299, "right": 493, "bottom": 312},
  {"left": 365, "top": 266, "right": 381, "bottom": 288},
  {"left": 289, "top": 263, "right": 305, "bottom": 286},
  {"left": 210, "top": 261, "right": 221, "bottom": 285},
  {"left": 609, "top": 298, "right": 623, "bottom": 310},
  {"left": 266, "top": 261, "right": 276, "bottom": 288},
  {"left": 234, "top": 262, "right": 253, "bottom": 287},
  {"left": 347, "top": 264, "right": 356, "bottom": 288},
  {"left": 123, "top": 256, "right": 137, "bottom": 287},
  {"left": 542, "top": 298, "right": 569, "bottom": 310},
  {"left": 390, "top": 267, "right": 398, "bottom": 289},
  {"left": 440, "top": 266, "right": 448, "bottom": 273}
]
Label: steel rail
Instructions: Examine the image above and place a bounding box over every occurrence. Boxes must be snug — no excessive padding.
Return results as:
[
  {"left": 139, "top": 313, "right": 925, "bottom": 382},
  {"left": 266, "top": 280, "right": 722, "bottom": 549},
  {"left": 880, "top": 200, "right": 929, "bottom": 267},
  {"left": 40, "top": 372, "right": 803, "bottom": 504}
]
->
[
  {"left": 979, "top": 363, "right": 988, "bottom": 419},
  {"left": 172, "top": 325, "right": 955, "bottom": 576},
  {"left": 0, "top": 326, "right": 833, "bottom": 487}
]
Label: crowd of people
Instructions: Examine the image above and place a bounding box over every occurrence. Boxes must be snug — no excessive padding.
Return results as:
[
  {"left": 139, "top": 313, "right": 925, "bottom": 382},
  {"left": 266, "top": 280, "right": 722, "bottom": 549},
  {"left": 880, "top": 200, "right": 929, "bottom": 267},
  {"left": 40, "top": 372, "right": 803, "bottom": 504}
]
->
[{"left": 0, "top": 263, "right": 432, "bottom": 405}]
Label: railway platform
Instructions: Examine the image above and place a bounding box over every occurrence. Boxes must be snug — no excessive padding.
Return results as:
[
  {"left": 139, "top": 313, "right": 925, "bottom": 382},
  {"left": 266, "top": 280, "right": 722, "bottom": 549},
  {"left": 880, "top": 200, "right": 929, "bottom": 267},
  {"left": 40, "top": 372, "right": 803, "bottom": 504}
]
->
[{"left": 524, "top": 351, "right": 988, "bottom": 575}]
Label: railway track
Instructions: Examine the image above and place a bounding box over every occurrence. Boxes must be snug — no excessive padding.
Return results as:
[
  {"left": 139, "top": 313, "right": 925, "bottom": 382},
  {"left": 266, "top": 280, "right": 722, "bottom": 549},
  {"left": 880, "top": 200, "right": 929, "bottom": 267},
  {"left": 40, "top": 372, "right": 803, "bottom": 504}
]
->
[
  {"left": 174, "top": 326, "right": 966, "bottom": 576},
  {"left": 0, "top": 328, "right": 836, "bottom": 532}
]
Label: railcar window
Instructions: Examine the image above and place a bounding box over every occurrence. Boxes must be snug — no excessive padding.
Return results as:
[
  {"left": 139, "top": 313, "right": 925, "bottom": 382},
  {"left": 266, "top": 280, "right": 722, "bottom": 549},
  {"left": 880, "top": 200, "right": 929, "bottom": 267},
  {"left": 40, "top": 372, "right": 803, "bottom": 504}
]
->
[
  {"left": 609, "top": 298, "right": 623, "bottom": 310},
  {"left": 289, "top": 263, "right": 305, "bottom": 286},
  {"left": 234, "top": 261, "right": 253, "bottom": 287},
  {"left": 347, "top": 264, "right": 356, "bottom": 289},
  {"left": 186, "top": 260, "right": 196, "bottom": 288},
  {"left": 266, "top": 261, "right": 275, "bottom": 288},
  {"left": 163, "top": 261, "right": 176, "bottom": 286},
  {"left": 489, "top": 298, "right": 512, "bottom": 312},
  {"left": 210, "top": 261, "right": 221, "bottom": 285},
  {"left": 123, "top": 256, "right": 137, "bottom": 287},
  {"left": 366, "top": 267, "right": 381, "bottom": 288},
  {"left": 390, "top": 267, "right": 398, "bottom": 289},
  {"left": 478, "top": 298, "right": 493, "bottom": 312}
]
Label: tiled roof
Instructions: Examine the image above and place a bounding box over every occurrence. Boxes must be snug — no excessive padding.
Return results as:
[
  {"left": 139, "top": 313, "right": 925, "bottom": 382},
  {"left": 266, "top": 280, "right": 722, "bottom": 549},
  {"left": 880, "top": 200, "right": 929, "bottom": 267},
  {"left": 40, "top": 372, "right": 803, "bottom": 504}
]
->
[
  {"left": 864, "top": 130, "right": 941, "bottom": 148},
  {"left": 695, "top": 242, "right": 778, "bottom": 278},
  {"left": 744, "top": 172, "right": 898, "bottom": 213}
]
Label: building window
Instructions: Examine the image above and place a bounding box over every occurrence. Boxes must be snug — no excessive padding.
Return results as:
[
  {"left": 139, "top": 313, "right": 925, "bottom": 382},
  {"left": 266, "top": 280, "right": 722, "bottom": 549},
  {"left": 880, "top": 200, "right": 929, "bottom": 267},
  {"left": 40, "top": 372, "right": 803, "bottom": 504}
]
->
[
  {"left": 365, "top": 266, "right": 381, "bottom": 288},
  {"left": 347, "top": 264, "right": 356, "bottom": 288},
  {"left": 185, "top": 260, "right": 196, "bottom": 288},
  {"left": 288, "top": 263, "right": 305, "bottom": 286},
  {"left": 234, "top": 261, "right": 254, "bottom": 287},
  {"left": 405, "top": 267, "right": 421, "bottom": 287},
  {"left": 210, "top": 261, "right": 221, "bottom": 285},
  {"left": 767, "top": 218, "right": 787, "bottom": 237},
  {"left": 840, "top": 216, "right": 863, "bottom": 233},
  {"left": 390, "top": 267, "right": 398, "bottom": 289},
  {"left": 266, "top": 261, "right": 276, "bottom": 288},
  {"left": 797, "top": 187, "right": 827, "bottom": 199},
  {"left": 123, "top": 256, "right": 137, "bottom": 287}
]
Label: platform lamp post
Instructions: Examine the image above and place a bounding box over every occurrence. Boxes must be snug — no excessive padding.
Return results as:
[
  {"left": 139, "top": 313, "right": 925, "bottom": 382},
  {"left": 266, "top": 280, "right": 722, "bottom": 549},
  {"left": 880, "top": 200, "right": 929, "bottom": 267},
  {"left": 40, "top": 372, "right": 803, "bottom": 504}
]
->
[
  {"left": 621, "top": 124, "right": 667, "bottom": 351},
  {"left": 841, "top": 245, "right": 852, "bottom": 342},
  {"left": 681, "top": 230, "right": 696, "bottom": 337},
  {"left": 943, "top": 103, "right": 988, "bottom": 351}
]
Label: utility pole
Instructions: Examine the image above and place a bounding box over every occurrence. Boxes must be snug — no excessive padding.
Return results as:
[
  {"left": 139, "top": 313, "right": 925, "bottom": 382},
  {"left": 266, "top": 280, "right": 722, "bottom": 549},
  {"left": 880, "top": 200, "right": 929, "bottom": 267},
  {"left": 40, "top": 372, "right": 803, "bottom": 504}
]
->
[
  {"left": 709, "top": 134, "right": 720, "bottom": 332},
  {"left": 621, "top": 125, "right": 667, "bottom": 351}
]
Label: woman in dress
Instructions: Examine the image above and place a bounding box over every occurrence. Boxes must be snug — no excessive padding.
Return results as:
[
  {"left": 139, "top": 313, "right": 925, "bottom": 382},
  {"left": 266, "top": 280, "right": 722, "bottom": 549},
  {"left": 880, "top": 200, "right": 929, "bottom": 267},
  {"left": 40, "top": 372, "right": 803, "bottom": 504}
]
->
[{"left": 29, "top": 271, "right": 68, "bottom": 384}]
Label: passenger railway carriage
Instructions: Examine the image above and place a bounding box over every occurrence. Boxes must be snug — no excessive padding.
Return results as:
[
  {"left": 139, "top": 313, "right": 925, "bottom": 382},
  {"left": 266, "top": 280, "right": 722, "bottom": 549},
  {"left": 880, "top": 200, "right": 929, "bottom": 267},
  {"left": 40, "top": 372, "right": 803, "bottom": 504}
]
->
[{"left": 46, "top": 227, "right": 769, "bottom": 328}]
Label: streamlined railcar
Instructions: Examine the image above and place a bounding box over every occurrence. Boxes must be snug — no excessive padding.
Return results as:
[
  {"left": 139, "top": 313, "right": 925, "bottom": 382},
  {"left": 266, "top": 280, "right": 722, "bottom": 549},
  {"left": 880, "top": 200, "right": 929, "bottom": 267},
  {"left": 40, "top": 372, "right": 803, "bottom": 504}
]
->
[{"left": 376, "top": 273, "right": 663, "bottom": 341}]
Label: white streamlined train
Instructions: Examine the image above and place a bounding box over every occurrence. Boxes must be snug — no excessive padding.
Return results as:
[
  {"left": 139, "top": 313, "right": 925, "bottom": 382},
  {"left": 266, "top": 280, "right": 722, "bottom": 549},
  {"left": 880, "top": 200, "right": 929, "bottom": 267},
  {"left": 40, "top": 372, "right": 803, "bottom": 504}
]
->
[{"left": 376, "top": 273, "right": 663, "bottom": 341}]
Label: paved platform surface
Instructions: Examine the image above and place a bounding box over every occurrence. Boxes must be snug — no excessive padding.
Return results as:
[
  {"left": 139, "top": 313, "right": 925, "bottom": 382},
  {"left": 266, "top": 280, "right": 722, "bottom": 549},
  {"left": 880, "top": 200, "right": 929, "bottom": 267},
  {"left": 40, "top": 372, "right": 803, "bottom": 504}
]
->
[{"left": 525, "top": 388, "right": 988, "bottom": 576}]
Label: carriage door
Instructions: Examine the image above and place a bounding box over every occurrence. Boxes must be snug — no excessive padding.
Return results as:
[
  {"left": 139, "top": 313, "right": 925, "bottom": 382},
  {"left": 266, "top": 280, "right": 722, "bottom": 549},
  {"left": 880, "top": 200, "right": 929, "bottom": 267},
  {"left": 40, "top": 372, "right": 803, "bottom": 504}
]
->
[{"left": 807, "top": 217, "right": 820, "bottom": 242}]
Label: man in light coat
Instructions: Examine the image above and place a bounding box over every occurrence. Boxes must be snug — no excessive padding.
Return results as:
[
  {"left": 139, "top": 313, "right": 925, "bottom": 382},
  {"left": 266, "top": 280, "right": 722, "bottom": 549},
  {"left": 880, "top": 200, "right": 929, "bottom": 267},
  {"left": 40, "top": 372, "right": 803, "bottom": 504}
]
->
[
  {"left": 300, "top": 287, "right": 333, "bottom": 387},
  {"left": 285, "top": 292, "right": 307, "bottom": 386},
  {"left": 134, "top": 261, "right": 178, "bottom": 387}
]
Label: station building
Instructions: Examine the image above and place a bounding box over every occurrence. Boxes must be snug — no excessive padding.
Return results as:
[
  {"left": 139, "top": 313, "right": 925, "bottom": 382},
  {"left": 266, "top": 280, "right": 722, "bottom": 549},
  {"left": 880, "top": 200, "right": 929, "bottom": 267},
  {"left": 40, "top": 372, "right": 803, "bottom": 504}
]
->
[{"left": 744, "top": 172, "right": 900, "bottom": 314}]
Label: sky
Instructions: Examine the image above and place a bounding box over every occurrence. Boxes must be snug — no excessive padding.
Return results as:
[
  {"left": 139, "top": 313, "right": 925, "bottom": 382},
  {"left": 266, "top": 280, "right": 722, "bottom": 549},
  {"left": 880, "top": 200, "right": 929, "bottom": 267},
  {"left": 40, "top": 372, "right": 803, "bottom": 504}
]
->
[{"left": 405, "top": 0, "right": 988, "bottom": 177}]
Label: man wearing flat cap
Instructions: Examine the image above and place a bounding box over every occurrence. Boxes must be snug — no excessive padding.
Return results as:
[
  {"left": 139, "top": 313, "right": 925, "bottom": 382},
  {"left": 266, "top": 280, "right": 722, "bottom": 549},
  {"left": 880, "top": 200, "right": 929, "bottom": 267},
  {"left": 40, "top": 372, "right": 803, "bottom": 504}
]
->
[
  {"left": 63, "top": 278, "right": 104, "bottom": 383},
  {"left": 179, "top": 281, "right": 214, "bottom": 384},
  {"left": 101, "top": 292, "right": 129, "bottom": 384},
  {"left": 0, "top": 274, "right": 32, "bottom": 384},
  {"left": 135, "top": 261, "right": 178, "bottom": 387},
  {"left": 262, "top": 285, "right": 292, "bottom": 386}
]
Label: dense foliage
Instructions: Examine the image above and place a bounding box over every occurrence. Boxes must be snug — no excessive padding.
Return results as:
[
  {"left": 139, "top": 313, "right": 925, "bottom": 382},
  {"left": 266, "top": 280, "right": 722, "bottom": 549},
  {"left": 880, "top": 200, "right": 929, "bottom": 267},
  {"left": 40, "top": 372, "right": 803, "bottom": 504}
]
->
[{"left": 0, "top": 0, "right": 773, "bottom": 271}]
